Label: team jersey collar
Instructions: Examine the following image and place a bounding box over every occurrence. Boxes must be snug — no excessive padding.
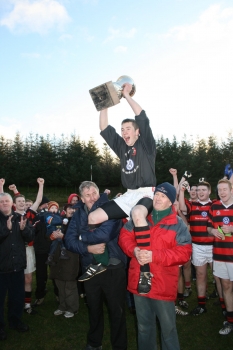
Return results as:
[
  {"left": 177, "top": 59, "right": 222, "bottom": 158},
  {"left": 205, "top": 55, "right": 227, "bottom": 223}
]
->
[
  {"left": 197, "top": 199, "right": 211, "bottom": 205},
  {"left": 220, "top": 200, "right": 233, "bottom": 208}
]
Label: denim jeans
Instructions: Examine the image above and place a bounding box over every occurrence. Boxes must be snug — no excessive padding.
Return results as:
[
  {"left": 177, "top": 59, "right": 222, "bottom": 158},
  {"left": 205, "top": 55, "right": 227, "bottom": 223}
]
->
[{"left": 134, "top": 295, "right": 180, "bottom": 350}]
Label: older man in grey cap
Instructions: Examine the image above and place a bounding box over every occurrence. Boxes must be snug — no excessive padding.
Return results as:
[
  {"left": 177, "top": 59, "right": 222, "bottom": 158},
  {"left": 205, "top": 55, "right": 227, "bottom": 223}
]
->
[{"left": 119, "top": 182, "right": 192, "bottom": 350}]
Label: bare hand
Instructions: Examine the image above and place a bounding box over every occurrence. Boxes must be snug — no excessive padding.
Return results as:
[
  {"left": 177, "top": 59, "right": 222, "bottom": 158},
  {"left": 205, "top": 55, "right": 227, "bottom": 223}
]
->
[
  {"left": 50, "top": 229, "right": 64, "bottom": 240},
  {"left": 169, "top": 168, "right": 177, "bottom": 176},
  {"left": 19, "top": 216, "right": 27, "bottom": 230},
  {"left": 37, "top": 178, "right": 44, "bottom": 185},
  {"left": 122, "top": 83, "right": 132, "bottom": 97},
  {"left": 7, "top": 215, "right": 13, "bottom": 230},
  {"left": 211, "top": 228, "right": 225, "bottom": 240},
  {"left": 138, "top": 249, "right": 153, "bottom": 264},
  {"left": 8, "top": 184, "right": 17, "bottom": 192},
  {"left": 180, "top": 181, "right": 189, "bottom": 192},
  {"left": 134, "top": 247, "right": 152, "bottom": 265},
  {"left": 104, "top": 189, "right": 111, "bottom": 195},
  {"left": 87, "top": 243, "right": 106, "bottom": 254},
  {"left": 0, "top": 178, "right": 5, "bottom": 186}
]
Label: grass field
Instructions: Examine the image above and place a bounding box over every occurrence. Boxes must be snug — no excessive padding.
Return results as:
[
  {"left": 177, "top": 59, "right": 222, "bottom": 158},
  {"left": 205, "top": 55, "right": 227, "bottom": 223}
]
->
[
  {"left": 1, "top": 188, "right": 233, "bottom": 349},
  {"left": 1, "top": 269, "right": 233, "bottom": 350}
]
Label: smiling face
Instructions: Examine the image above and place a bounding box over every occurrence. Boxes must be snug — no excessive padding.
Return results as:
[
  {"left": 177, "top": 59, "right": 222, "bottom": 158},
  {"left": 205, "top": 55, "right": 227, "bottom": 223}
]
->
[
  {"left": 121, "top": 122, "right": 139, "bottom": 146},
  {"left": 153, "top": 191, "right": 172, "bottom": 211},
  {"left": 14, "top": 196, "right": 26, "bottom": 213},
  {"left": 189, "top": 185, "right": 197, "bottom": 200},
  {"left": 81, "top": 186, "right": 100, "bottom": 211},
  {"left": 218, "top": 182, "right": 233, "bottom": 205},
  {"left": 197, "top": 185, "right": 211, "bottom": 202},
  {"left": 0, "top": 195, "right": 13, "bottom": 216}
]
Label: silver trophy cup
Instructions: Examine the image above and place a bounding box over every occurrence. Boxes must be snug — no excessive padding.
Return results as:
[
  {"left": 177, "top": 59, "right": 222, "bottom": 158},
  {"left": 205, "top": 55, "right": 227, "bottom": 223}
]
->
[{"left": 89, "top": 75, "right": 136, "bottom": 111}]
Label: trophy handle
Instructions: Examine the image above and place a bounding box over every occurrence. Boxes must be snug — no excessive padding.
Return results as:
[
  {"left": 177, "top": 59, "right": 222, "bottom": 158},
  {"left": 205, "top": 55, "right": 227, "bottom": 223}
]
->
[{"left": 113, "top": 75, "right": 136, "bottom": 99}]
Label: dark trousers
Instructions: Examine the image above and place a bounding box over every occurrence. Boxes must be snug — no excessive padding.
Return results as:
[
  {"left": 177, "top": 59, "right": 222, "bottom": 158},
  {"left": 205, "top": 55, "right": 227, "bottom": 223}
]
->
[
  {"left": 84, "top": 266, "right": 127, "bottom": 350},
  {"left": 35, "top": 253, "right": 48, "bottom": 299},
  {"left": 0, "top": 270, "right": 25, "bottom": 329},
  {"left": 55, "top": 279, "right": 79, "bottom": 313}
]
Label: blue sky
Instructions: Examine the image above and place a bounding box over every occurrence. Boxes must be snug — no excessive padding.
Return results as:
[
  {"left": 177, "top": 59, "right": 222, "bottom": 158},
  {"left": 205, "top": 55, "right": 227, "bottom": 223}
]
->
[{"left": 0, "top": 0, "right": 233, "bottom": 146}]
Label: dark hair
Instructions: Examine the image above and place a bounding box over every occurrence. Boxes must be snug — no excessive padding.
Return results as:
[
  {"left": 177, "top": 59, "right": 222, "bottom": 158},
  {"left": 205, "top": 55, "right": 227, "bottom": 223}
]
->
[
  {"left": 121, "top": 119, "right": 139, "bottom": 130},
  {"left": 13, "top": 194, "right": 25, "bottom": 204},
  {"left": 63, "top": 203, "right": 73, "bottom": 211},
  {"left": 197, "top": 181, "right": 211, "bottom": 191}
]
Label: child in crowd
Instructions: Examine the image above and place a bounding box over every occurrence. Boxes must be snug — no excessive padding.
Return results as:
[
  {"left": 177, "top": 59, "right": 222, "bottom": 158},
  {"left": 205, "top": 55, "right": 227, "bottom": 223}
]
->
[{"left": 44, "top": 201, "right": 70, "bottom": 265}]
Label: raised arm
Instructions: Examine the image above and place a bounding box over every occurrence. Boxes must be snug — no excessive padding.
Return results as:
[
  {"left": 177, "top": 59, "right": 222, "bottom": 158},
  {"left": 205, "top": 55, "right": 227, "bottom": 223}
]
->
[
  {"left": 178, "top": 183, "right": 188, "bottom": 213},
  {"left": 123, "top": 83, "right": 142, "bottom": 116},
  {"left": 30, "top": 178, "right": 44, "bottom": 212},
  {"left": 169, "top": 168, "right": 179, "bottom": 193},
  {"left": 99, "top": 109, "right": 109, "bottom": 131}
]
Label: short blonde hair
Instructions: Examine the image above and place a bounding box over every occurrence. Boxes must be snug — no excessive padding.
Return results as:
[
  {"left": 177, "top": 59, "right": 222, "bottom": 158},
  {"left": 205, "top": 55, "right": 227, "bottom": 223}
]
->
[{"left": 218, "top": 179, "right": 232, "bottom": 190}]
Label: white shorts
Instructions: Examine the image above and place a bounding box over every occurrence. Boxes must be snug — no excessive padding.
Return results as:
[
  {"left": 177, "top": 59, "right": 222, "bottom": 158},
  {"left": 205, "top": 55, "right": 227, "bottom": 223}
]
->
[
  {"left": 213, "top": 261, "right": 233, "bottom": 281},
  {"left": 113, "top": 187, "right": 154, "bottom": 217},
  {"left": 24, "top": 246, "right": 36, "bottom": 274},
  {"left": 192, "top": 244, "right": 213, "bottom": 266}
]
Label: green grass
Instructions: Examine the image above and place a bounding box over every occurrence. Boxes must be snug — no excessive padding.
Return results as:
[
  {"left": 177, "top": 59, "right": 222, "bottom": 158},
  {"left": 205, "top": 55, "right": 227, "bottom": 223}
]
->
[
  {"left": 2, "top": 188, "right": 233, "bottom": 349},
  {"left": 1, "top": 270, "right": 233, "bottom": 350}
]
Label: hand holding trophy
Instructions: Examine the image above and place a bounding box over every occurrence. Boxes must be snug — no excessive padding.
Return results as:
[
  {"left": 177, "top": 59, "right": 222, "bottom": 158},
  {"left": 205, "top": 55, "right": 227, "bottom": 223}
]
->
[{"left": 89, "top": 75, "right": 136, "bottom": 111}]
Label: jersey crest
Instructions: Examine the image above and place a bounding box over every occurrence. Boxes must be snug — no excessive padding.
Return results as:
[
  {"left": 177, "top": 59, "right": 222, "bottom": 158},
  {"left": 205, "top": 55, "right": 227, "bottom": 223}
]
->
[
  {"left": 223, "top": 217, "right": 230, "bottom": 225},
  {"left": 126, "top": 159, "right": 134, "bottom": 171}
]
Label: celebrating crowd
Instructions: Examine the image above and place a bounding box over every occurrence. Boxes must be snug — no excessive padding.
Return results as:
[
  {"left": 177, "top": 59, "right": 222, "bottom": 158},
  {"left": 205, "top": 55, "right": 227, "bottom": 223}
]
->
[{"left": 0, "top": 85, "right": 233, "bottom": 350}]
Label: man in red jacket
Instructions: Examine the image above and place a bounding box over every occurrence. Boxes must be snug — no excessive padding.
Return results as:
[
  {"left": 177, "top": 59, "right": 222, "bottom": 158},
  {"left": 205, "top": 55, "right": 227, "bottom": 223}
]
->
[{"left": 119, "top": 182, "right": 192, "bottom": 350}]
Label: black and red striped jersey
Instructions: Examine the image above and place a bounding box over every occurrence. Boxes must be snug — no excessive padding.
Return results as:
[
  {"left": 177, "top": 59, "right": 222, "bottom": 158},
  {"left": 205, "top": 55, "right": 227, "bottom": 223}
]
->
[
  {"left": 208, "top": 200, "right": 233, "bottom": 262},
  {"left": 186, "top": 200, "right": 214, "bottom": 245},
  {"left": 25, "top": 208, "right": 37, "bottom": 246}
]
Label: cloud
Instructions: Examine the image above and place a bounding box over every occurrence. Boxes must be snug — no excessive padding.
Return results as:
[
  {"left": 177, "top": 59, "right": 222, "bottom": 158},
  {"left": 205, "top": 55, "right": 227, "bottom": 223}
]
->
[
  {"left": 0, "top": 0, "right": 71, "bottom": 34},
  {"left": 133, "top": 4, "right": 233, "bottom": 142},
  {"left": 103, "top": 27, "right": 137, "bottom": 44},
  {"left": 164, "top": 4, "right": 233, "bottom": 43},
  {"left": 114, "top": 46, "right": 127, "bottom": 53}
]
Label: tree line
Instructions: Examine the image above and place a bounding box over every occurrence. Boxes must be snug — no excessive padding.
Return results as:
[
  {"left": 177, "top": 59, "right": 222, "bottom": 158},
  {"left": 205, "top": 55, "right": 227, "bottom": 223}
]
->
[{"left": 0, "top": 132, "right": 233, "bottom": 190}]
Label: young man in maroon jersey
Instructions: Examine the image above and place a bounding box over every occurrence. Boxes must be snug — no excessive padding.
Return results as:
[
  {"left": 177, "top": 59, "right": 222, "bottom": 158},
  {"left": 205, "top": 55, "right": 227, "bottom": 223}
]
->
[
  {"left": 207, "top": 179, "right": 233, "bottom": 335},
  {"left": 179, "top": 181, "right": 213, "bottom": 315}
]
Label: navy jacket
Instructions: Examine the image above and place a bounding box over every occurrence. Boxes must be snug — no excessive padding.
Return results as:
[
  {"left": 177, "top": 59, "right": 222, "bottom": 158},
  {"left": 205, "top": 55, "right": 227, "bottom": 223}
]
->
[
  {"left": 0, "top": 211, "right": 34, "bottom": 273},
  {"left": 65, "top": 193, "right": 126, "bottom": 272}
]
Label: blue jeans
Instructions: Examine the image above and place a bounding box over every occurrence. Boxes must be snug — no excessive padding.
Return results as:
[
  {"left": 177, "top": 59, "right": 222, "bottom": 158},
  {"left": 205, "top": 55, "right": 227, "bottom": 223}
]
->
[{"left": 134, "top": 295, "right": 180, "bottom": 350}]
